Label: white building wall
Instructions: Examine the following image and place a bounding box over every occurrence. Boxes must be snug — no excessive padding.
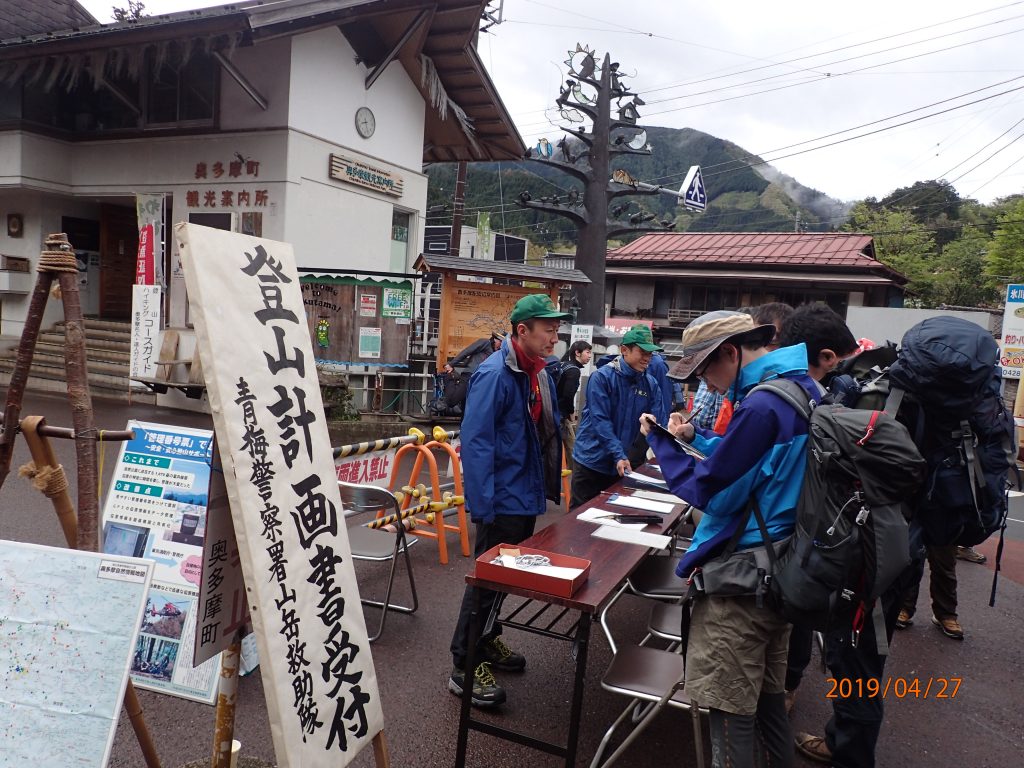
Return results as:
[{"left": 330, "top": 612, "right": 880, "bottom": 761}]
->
[
  {"left": 287, "top": 27, "right": 426, "bottom": 174},
  {"left": 219, "top": 37, "right": 292, "bottom": 131},
  {"left": 846, "top": 307, "right": 992, "bottom": 346}
]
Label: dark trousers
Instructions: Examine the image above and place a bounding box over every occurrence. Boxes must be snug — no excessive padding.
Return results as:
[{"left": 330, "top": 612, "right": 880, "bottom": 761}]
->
[
  {"left": 823, "top": 565, "right": 916, "bottom": 768},
  {"left": 570, "top": 462, "right": 620, "bottom": 509},
  {"left": 450, "top": 514, "right": 537, "bottom": 670},
  {"left": 900, "top": 543, "right": 957, "bottom": 619},
  {"left": 708, "top": 692, "right": 793, "bottom": 768},
  {"left": 785, "top": 625, "right": 814, "bottom": 692}
]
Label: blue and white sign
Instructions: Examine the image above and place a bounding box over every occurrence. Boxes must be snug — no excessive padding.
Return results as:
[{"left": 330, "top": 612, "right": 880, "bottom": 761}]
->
[
  {"left": 681, "top": 165, "right": 707, "bottom": 212},
  {"left": 1000, "top": 283, "right": 1024, "bottom": 379}
]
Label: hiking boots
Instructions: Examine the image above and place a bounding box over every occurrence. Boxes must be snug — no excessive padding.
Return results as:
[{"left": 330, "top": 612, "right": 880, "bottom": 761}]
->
[
  {"left": 932, "top": 615, "right": 965, "bottom": 640},
  {"left": 956, "top": 545, "right": 987, "bottom": 564},
  {"left": 794, "top": 732, "right": 832, "bottom": 764},
  {"left": 895, "top": 609, "right": 914, "bottom": 629},
  {"left": 448, "top": 662, "right": 507, "bottom": 707},
  {"left": 481, "top": 636, "right": 526, "bottom": 672}
]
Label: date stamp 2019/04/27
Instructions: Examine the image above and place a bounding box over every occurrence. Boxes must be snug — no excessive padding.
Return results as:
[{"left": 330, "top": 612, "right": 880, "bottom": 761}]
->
[{"left": 825, "top": 677, "right": 962, "bottom": 700}]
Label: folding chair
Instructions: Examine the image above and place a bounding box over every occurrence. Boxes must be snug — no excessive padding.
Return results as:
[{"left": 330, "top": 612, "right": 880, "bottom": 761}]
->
[
  {"left": 590, "top": 583, "right": 707, "bottom": 768},
  {"left": 337, "top": 481, "right": 419, "bottom": 642}
]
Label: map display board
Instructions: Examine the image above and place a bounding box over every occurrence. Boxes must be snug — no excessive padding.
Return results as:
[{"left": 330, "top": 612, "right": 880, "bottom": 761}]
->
[
  {"left": 100, "top": 420, "right": 220, "bottom": 703},
  {"left": 0, "top": 540, "right": 153, "bottom": 768}
]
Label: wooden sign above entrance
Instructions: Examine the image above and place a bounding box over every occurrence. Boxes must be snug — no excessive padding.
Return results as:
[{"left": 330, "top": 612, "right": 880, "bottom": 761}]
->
[{"left": 329, "top": 155, "right": 404, "bottom": 197}]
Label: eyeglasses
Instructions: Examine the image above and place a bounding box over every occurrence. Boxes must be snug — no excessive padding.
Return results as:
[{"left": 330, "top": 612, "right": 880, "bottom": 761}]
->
[{"left": 694, "top": 352, "right": 718, "bottom": 379}]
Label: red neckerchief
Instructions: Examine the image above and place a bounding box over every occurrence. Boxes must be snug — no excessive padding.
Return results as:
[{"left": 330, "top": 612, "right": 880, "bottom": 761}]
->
[{"left": 511, "top": 337, "right": 545, "bottom": 423}]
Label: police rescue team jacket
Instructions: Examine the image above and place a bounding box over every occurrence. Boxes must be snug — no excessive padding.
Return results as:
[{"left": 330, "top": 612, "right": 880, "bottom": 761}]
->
[
  {"left": 460, "top": 337, "right": 563, "bottom": 525},
  {"left": 645, "top": 343, "right": 819, "bottom": 577},
  {"left": 573, "top": 356, "right": 667, "bottom": 476}
]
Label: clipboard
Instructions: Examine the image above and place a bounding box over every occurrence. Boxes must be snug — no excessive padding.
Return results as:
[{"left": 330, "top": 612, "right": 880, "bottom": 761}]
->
[{"left": 647, "top": 419, "right": 707, "bottom": 461}]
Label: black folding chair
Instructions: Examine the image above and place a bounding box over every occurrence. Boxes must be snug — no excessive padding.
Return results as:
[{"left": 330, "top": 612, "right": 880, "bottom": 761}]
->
[{"left": 337, "top": 481, "right": 419, "bottom": 642}]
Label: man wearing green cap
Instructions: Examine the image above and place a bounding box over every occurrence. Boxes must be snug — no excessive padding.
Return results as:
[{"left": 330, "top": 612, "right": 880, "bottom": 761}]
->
[
  {"left": 448, "top": 293, "right": 571, "bottom": 707},
  {"left": 570, "top": 324, "right": 666, "bottom": 507}
]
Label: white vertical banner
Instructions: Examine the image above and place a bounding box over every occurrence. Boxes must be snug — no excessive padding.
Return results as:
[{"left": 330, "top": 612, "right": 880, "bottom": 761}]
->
[
  {"left": 177, "top": 224, "right": 383, "bottom": 766},
  {"left": 130, "top": 284, "right": 161, "bottom": 387}
]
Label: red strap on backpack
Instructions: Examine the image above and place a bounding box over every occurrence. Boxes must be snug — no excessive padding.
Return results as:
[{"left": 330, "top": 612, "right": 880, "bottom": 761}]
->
[{"left": 856, "top": 411, "right": 881, "bottom": 446}]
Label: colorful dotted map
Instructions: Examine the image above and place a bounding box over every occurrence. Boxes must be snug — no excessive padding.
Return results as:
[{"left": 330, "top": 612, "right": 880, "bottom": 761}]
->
[{"left": 0, "top": 540, "right": 153, "bottom": 767}]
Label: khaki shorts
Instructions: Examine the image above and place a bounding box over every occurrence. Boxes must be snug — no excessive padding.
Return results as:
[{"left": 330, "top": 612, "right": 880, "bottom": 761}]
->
[{"left": 684, "top": 594, "right": 791, "bottom": 716}]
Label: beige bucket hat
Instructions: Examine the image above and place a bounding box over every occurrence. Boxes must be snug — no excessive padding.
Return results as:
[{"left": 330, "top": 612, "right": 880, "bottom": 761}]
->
[{"left": 669, "top": 310, "right": 776, "bottom": 379}]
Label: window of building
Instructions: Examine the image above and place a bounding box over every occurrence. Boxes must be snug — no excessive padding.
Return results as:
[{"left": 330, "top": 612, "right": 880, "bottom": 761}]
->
[{"left": 390, "top": 210, "right": 411, "bottom": 272}]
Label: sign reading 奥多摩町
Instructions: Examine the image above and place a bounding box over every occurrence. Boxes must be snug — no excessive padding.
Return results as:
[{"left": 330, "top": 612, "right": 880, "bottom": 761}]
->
[{"left": 177, "top": 224, "right": 384, "bottom": 766}]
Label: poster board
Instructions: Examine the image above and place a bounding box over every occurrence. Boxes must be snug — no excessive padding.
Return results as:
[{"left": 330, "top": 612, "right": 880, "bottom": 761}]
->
[
  {"left": 100, "top": 420, "right": 221, "bottom": 703},
  {"left": 438, "top": 280, "right": 534, "bottom": 368},
  {"left": 301, "top": 278, "right": 412, "bottom": 365},
  {"left": 0, "top": 540, "right": 153, "bottom": 767},
  {"left": 178, "top": 223, "right": 384, "bottom": 766},
  {"left": 1001, "top": 284, "right": 1024, "bottom": 380}
]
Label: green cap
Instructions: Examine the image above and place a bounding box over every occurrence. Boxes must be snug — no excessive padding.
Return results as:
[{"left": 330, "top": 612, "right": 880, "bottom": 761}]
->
[
  {"left": 621, "top": 324, "right": 663, "bottom": 352},
  {"left": 509, "top": 294, "right": 572, "bottom": 326}
]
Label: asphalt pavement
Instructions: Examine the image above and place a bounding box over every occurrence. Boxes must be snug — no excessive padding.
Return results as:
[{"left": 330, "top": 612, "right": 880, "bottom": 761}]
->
[{"left": 1, "top": 392, "right": 1022, "bottom": 768}]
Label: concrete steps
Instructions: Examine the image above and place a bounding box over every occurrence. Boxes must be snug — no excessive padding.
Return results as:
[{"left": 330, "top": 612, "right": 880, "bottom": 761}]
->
[{"left": 0, "top": 318, "right": 154, "bottom": 402}]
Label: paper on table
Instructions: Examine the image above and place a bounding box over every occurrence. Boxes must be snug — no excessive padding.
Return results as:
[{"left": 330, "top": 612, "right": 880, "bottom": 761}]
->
[
  {"left": 577, "top": 508, "right": 649, "bottom": 529},
  {"left": 623, "top": 471, "right": 669, "bottom": 490},
  {"left": 607, "top": 493, "right": 676, "bottom": 515},
  {"left": 630, "top": 489, "right": 686, "bottom": 504},
  {"left": 592, "top": 525, "right": 672, "bottom": 549},
  {"left": 495, "top": 556, "right": 584, "bottom": 580}
]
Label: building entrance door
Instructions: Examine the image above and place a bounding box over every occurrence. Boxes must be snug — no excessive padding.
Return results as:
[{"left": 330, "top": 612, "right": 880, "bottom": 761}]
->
[{"left": 99, "top": 204, "right": 138, "bottom": 319}]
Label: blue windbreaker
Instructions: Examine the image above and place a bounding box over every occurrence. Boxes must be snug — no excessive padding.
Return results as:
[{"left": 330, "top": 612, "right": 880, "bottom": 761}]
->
[
  {"left": 573, "top": 356, "right": 667, "bottom": 475},
  {"left": 647, "top": 353, "right": 674, "bottom": 416},
  {"left": 645, "top": 343, "right": 818, "bottom": 576},
  {"left": 460, "top": 337, "right": 563, "bottom": 524}
]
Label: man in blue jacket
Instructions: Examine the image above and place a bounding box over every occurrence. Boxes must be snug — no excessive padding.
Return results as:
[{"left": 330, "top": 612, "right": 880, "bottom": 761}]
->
[
  {"left": 571, "top": 324, "right": 666, "bottom": 507},
  {"left": 642, "top": 309, "right": 818, "bottom": 768},
  {"left": 447, "top": 293, "right": 570, "bottom": 707}
]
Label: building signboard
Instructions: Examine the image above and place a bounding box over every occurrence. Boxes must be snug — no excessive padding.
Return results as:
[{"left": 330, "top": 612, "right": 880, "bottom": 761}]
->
[{"left": 329, "top": 154, "right": 404, "bottom": 197}]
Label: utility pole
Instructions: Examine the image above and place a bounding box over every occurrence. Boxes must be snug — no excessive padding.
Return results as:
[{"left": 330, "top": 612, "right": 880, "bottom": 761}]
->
[{"left": 448, "top": 160, "right": 468, "bottom": 257}]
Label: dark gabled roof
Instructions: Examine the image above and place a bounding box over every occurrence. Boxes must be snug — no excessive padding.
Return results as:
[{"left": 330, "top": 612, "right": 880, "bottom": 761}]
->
[
  {"left": 606, "top": 231, "right": 906, "bottom": 285},
  {"left": 414, "top": 253, "right": 591, "bottom": 284},
  {"left": 0, "top": 0, "right": 525, "bottom": 163},
  {"left": 0, "top": 0, "right": 97, "bottom": 40}
]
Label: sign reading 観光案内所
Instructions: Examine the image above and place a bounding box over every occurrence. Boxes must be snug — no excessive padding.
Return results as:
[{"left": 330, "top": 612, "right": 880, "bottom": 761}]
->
[
  {"left": 177, "top": 224, "right": 383, "bottom": 767},
  {"left": 329, "top": 155, "right": 404, "bottom": 197}
]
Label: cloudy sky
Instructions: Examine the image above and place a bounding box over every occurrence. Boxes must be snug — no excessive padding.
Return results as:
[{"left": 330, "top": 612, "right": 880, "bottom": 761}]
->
[{"left": 79, "top": 0, "right": 1024, "bottom": 205}]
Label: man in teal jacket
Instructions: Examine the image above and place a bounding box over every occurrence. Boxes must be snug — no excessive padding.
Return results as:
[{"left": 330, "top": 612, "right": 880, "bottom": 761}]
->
[
  {"left": 571, "top": 324, "right": 666, "bottom": 507},
  {"left": 447, "top": 294, "right": 570, "bottom": 707}
]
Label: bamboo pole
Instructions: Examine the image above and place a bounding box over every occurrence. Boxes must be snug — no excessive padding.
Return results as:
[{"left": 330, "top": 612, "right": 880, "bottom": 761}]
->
[{"left": 211, "top": 633, "right": 243, "bottom": 768}]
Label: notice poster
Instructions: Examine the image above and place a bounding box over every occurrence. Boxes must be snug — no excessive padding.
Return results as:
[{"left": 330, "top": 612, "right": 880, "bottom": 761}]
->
[
  {"left": 382, "top": 287, "right": 412, "bottom": 319},
  {"left": 570, "top": 324, "right": 594, "bottom": 345},
  {"left": 100, "top": 420, "right": 221, "bottom": 704},
  {"left": 359, "top": 326, "right": 382, "bottom": 359},
  {"left": 442, "top": 280, "right": 530, "bottom": 367},
  {"left": 0, "top": 540, "right": 153, "bottom": 767},
  {"left": 178, "top": 224, "right": 383, "bottom": 767},
  {"left": 1000, "top": 283, "right": 1024, "bottom": 379},
  {"left": 359, "top": 292, "right": 377, "bottom": 317}
]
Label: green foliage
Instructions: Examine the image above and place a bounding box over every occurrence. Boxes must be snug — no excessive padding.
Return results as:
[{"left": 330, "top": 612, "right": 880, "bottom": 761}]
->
[
  {"left": 933, "top": 230, "right": 998, "bottom": 307},
  {"left": 985, "top": 198, "right": 1024, "bottom": 283},
  {"left": 112, "top": 1, "right": 146, "bottom": 21},
  {"left": 845, "top": 203, "right": 937, "bottom": 305}
]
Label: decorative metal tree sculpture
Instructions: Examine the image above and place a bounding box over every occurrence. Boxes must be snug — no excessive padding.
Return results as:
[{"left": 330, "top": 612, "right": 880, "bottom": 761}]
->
[{"left": 517, "top": 45, "right": 674, "bottom": 325}]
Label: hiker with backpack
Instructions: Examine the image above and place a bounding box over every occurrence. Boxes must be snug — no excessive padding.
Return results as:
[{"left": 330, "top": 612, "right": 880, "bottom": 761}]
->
[
  {"left": 556, "top": 340, "right": 592, "bottom": 465},
  {"left": 641, "top": 309, "right": 817, "bottom": 768}
]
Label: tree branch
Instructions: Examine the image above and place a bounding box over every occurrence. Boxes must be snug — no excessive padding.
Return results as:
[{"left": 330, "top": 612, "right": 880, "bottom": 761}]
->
[
  {"left": 517, "top": 201, "right": 589, "bottom": 227},
  {"left": 527, "top": 157, "right": 591, "bottom": 185}
]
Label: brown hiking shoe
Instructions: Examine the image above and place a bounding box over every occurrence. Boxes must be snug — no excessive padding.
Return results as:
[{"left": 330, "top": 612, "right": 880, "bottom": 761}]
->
[
  {"left": 895, "top": 609, "right": 914, "bottom": 629},
  {"left": 932, "top": 615, "right": 964, "bottom": 640},
  {"left": 956, "top": 546, "right": 987, "bottom": 564},
  {"left": 795, "top": 732, "right": 832, "bottom": 764}
]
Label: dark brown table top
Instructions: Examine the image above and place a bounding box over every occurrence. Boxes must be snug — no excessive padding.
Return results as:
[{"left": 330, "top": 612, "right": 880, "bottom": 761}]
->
[{"left": 466, "top": 468, "right": 688, "bottom": 614}]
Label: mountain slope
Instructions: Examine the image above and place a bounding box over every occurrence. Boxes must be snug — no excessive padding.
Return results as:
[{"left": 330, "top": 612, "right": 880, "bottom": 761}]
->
[{"left": 425, "top": 125, "right": 850, "bottom": 246}]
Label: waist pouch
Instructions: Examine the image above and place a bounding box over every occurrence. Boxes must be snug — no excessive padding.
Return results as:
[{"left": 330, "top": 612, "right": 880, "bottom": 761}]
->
[{"left": 696, "top": 536, "right": 791, "bottom": 599}]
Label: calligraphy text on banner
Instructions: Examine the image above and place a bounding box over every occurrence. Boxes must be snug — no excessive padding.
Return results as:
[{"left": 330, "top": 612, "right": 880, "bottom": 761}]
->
[{"left": 178, "top": 224, "right": 384, "bottom": 766}]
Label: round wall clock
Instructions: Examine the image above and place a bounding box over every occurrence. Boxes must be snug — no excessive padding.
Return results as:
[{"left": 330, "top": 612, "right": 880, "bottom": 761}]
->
[{"left": 355, "top": 107, "right": 376, "bottom": 139}]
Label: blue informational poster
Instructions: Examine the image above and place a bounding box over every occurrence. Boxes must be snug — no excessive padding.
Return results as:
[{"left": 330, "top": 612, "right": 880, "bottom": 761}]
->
[{"left": 100, "top": 420, "right": 220, "bottom": 704}]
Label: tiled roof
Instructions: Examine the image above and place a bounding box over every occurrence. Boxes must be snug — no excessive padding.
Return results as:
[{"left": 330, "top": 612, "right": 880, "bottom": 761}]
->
[
  {"left": 607, "top": 232, "right": 881, "bottom": 270},
  {"left": 0, "top": 0, "right": 96, "bottom": 40}
]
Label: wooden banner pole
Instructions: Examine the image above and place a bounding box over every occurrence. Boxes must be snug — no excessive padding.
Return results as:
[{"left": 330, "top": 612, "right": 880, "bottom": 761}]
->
[
  {"left": 211, "top": 632, "right": 243, "bottom": 768},
  {"left": 372, "top": 731, "right": 390, "bottom": 767}
]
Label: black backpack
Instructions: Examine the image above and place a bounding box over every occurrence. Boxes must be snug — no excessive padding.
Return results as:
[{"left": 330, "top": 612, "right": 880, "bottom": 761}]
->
[{"left": 750, "top": 379, "right": 927, "bottom": 632}]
